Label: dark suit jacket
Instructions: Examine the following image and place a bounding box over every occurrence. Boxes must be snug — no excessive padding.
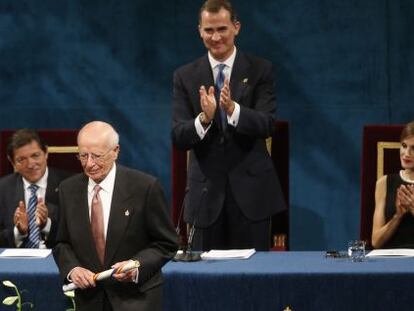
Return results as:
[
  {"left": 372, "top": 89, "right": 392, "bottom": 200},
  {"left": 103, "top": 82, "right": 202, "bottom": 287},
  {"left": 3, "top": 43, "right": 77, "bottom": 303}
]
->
[
  {"left": 53, "top": 165, "right": 178, "bottom": 311},
  {"left": 172, "top": 51, "right": 286, "bottom": 228},
  {"left": 0, "top": 167, "right": 70, "bottom": 248}
]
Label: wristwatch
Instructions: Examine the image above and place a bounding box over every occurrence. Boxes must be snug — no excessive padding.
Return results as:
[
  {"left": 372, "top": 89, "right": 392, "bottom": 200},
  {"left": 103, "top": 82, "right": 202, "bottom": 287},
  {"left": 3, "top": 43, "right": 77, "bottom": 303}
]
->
[{"left": 199, "top": 112, "right": 211, "bottom": 126}]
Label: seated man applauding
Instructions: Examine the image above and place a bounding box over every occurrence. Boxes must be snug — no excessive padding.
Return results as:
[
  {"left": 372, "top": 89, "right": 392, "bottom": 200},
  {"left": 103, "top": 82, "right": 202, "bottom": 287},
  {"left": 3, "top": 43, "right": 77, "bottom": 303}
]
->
[{"left": 0, "top": 129, "right": 71, "bottom": 248}]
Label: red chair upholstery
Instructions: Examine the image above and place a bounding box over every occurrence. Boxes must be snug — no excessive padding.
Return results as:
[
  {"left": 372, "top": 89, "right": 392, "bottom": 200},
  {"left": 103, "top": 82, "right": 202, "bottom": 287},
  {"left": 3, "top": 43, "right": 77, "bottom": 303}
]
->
[
  {"left": 172, "top": 142, "right": 189, "bottom": 245},
  {"left": 0, "top": 129, "right": 81, "bottom": 176},
  {"left": 172, "top": 120, "right": 290, "bottom": 249},
  {"left": 360, "top": 124, "right": 404, "bottom": 247}
]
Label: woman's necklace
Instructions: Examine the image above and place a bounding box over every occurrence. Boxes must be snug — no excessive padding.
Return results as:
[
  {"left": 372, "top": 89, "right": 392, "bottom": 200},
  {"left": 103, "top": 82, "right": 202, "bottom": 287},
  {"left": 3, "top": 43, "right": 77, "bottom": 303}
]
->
[{"left": 400, "top": 170, "right": 414, "bottom": 184}]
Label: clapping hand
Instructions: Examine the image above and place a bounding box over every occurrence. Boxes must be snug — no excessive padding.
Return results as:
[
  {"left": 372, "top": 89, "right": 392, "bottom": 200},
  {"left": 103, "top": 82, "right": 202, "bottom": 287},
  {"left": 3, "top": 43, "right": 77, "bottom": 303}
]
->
[
  {"left": 36, "top": 197, "right": 48, "bottom": 229},
  {"left": 219, "top": 79, "right": 235, "bottom": 116},
  {"left": 396, "top": 184, "right": 414, "bottom": 217},
  {"left": 13, "top": 201, "right": 28, "bottom": 234},
  {"left": 199, "top": 85, "right": 216, "bottom": 122}
]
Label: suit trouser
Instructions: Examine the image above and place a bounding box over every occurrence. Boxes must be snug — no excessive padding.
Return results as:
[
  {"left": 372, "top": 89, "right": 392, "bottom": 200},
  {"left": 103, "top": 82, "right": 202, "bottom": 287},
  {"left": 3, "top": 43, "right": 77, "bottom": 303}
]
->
[
  {"left": 193, "top": 184, "right": 271, "bottom": 251},
  {"left": 84, "top": 285, "right": 162, "bottom": 311},
  {"left": 103, "top": 291, "right": 113, "bottom": 311}
]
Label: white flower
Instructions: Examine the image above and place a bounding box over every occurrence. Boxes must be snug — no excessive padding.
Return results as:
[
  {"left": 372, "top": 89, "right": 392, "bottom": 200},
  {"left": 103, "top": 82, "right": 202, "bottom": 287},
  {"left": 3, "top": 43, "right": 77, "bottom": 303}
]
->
[
  {"left": 64, "top": 290, "right": 75, "bottom": 298},
  {"left": 2, "top": 280, "right": 16, "bottom": 288},
  {"left": 2, "top": 296, "right": 18, "bottom": 305}
]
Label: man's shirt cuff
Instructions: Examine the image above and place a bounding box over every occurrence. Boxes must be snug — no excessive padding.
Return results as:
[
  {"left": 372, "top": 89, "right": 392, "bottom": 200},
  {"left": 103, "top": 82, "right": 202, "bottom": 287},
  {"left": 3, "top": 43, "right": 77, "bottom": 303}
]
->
[
  {"left": 195, "top": 113, "right": 212, "bottom": 139},
  {"left": 227, "top": 102, "right": 240, "bottom": 127},
  {"left": 41, "top": 218, "right": 51, "bottom": 235},
  {"left": 14, "top": 226, "right": 27, "bottom": 247}
]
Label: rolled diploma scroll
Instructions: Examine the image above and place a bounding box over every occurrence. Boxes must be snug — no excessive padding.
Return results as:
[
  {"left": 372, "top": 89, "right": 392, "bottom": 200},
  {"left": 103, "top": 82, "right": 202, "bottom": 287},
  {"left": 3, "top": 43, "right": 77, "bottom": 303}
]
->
[{"left": 62, "top": 260, "right": 140, "bottom": 292}]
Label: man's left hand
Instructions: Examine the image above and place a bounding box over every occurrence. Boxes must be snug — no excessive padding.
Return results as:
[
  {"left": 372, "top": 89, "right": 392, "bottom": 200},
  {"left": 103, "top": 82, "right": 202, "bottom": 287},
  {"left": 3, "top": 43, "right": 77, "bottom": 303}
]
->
[
  {"left": 112, "top": 260, "right": 138, "bottom": 283},
  {"left": 35, "top": 197, "right": 48, "bottom": 229},
  {"left": 220, "top": 79, "right": 235, "bottom": 116}
]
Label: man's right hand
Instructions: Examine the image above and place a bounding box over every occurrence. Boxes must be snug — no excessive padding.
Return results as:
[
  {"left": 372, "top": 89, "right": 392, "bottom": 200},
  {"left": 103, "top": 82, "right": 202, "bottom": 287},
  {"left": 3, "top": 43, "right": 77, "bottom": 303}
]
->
[
  {"left": 199, "top": 85, "right": 217, "bottom": 123},
  {"left": 70, "top": 267, "right": 96, "bottom": 289},
  {"left": 14, "top": 201, "right": 28, "bottom": 235}
]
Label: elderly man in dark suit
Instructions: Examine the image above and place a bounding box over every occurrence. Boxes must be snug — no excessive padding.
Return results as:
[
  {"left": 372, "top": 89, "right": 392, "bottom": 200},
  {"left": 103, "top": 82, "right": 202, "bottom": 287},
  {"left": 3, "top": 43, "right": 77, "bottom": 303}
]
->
[
  {"left": 0, "top": 129, "right": 70, "bottom": 248},
  {"left": 172, "top": 0, "right": 285, "bottom": 251},
  {"left": 53, "top": 121, "right": 177, "bottom": 311}
]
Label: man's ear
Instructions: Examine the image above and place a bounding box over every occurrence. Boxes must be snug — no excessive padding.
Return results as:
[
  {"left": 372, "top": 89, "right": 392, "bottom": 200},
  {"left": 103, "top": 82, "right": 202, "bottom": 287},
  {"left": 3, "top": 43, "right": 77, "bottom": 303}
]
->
[
  {"left": 198, "top": 24, "right": 203, "bottom": 38},
  {"left": 234, "top": 21, "right": 241, "bottom": 36},
  {"left": 114, "top": 145, "right": 120, "bottom": 161},
  {"left": 44, "top": 146, "right": 49, "bottom": 160}
]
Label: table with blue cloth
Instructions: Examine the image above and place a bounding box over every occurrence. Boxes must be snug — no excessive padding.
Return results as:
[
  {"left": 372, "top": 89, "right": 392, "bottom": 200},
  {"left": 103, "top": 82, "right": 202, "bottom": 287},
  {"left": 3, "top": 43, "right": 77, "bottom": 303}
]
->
[
  {"left": 163, "top": 251, "right": 414, "bottom": 311},
  {"left": 1, "top": 251, "right": 414, "bottom": 310}
]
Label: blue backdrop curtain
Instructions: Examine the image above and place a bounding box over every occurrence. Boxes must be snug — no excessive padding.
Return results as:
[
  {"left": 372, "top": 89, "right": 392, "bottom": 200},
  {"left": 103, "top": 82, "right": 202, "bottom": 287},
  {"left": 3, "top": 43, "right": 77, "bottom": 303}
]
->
[{"left": 0, "top": 0, "right": 413, "bottom": 250}]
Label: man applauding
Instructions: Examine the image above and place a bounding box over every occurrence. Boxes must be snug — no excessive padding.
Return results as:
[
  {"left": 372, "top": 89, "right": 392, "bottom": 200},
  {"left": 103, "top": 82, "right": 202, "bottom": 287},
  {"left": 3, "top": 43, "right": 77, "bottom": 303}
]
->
[{"left": 0, "top": 129, "right": 70, "bottom": 248}]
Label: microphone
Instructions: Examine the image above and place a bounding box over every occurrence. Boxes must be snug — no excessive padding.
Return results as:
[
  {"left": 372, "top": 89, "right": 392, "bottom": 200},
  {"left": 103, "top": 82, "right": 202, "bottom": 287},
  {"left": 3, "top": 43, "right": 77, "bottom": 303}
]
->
[
  {"left": 173, "top": 187, "right": 189, "bottom": 261},
  {"left": 175, "top": 186, "right": 189, "bottom": 234},
  {"left": 173, "top": 187, "right": 207, "bottom": 262}
]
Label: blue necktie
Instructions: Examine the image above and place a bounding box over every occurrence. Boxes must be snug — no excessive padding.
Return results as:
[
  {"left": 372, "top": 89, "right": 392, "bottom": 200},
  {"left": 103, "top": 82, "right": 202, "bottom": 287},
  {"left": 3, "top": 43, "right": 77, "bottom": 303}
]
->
[
  {"left": 26, "top": 184, "right": 40, "bottom": 248},
  {"left": 215, "top": 64, "right": 227, "bottom": 130}
]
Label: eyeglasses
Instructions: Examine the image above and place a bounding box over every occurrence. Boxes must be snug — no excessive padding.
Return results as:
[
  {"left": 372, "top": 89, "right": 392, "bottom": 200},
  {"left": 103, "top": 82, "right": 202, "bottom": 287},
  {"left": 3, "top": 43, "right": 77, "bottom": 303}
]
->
[
  {"left": 14, "top": 152, "right": 43, "bottom": 166},
  {"left": 77, "top": 148, "right": 113, "bottom": 164}
]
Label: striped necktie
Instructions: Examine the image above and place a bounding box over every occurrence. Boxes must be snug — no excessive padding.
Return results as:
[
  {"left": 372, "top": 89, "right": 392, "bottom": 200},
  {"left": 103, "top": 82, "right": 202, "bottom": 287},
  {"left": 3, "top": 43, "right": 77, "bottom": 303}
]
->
[
  {"left": 26, "top": 184, "right": 40, "bottom": 248},
  {"left": 215, "top": 63, "right": 227, "bottom": 130}
]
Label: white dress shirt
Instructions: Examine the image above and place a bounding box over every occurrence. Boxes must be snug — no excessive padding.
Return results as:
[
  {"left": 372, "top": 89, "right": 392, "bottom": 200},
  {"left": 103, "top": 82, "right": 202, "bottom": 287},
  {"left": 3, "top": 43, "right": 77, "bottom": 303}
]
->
[
  {"left": 195, "top": 46, "right": 241, "bottom": 139},
  {"left": 14, "top": 168, "right": 51, "bottom": 248},
  {"left": 84, "top": 163, "right": 138, "bottom": 283}
]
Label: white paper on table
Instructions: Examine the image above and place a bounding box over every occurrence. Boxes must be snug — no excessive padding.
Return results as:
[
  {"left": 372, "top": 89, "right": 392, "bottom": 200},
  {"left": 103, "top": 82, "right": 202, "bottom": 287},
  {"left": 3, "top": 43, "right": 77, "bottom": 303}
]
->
[
  {"left": 201, "top": 248, "right": 256, "bottom": 260},
  {"left": 0, "top": 248, "right": 51, "bottom": 258},
  {"left": 366, "top": 248, "right": 414, "bottom": 257}
]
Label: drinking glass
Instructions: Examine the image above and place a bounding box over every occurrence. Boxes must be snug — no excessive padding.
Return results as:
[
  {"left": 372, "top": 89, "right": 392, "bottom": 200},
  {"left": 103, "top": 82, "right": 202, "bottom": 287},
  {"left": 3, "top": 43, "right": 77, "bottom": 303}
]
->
[{"left": 348, "top": 240, "right": 366, "bottom": 262}]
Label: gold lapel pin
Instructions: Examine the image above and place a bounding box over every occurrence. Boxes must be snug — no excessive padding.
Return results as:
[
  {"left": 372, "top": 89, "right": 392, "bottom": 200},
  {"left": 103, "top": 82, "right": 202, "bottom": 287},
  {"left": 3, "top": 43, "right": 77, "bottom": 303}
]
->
[{"left": 125, "top": 210, "right": 130, "bottom": 216}]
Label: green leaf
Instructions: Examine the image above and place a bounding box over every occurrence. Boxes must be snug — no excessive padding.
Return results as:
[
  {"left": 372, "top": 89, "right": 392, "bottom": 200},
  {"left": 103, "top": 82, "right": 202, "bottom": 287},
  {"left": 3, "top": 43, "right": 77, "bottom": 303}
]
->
[
  {"left": 2, "top": 296, "right": 18, "bottom": 305},
  {"left": 2, "top": 280, "right": 16, "bottom": 288}
]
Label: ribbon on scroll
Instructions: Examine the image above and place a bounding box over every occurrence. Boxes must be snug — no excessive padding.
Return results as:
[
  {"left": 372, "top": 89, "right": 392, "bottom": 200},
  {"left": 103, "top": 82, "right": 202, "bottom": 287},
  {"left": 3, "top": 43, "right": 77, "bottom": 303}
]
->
[{"left": 62, "top": 260, "right": 140, "bottom": 292}]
